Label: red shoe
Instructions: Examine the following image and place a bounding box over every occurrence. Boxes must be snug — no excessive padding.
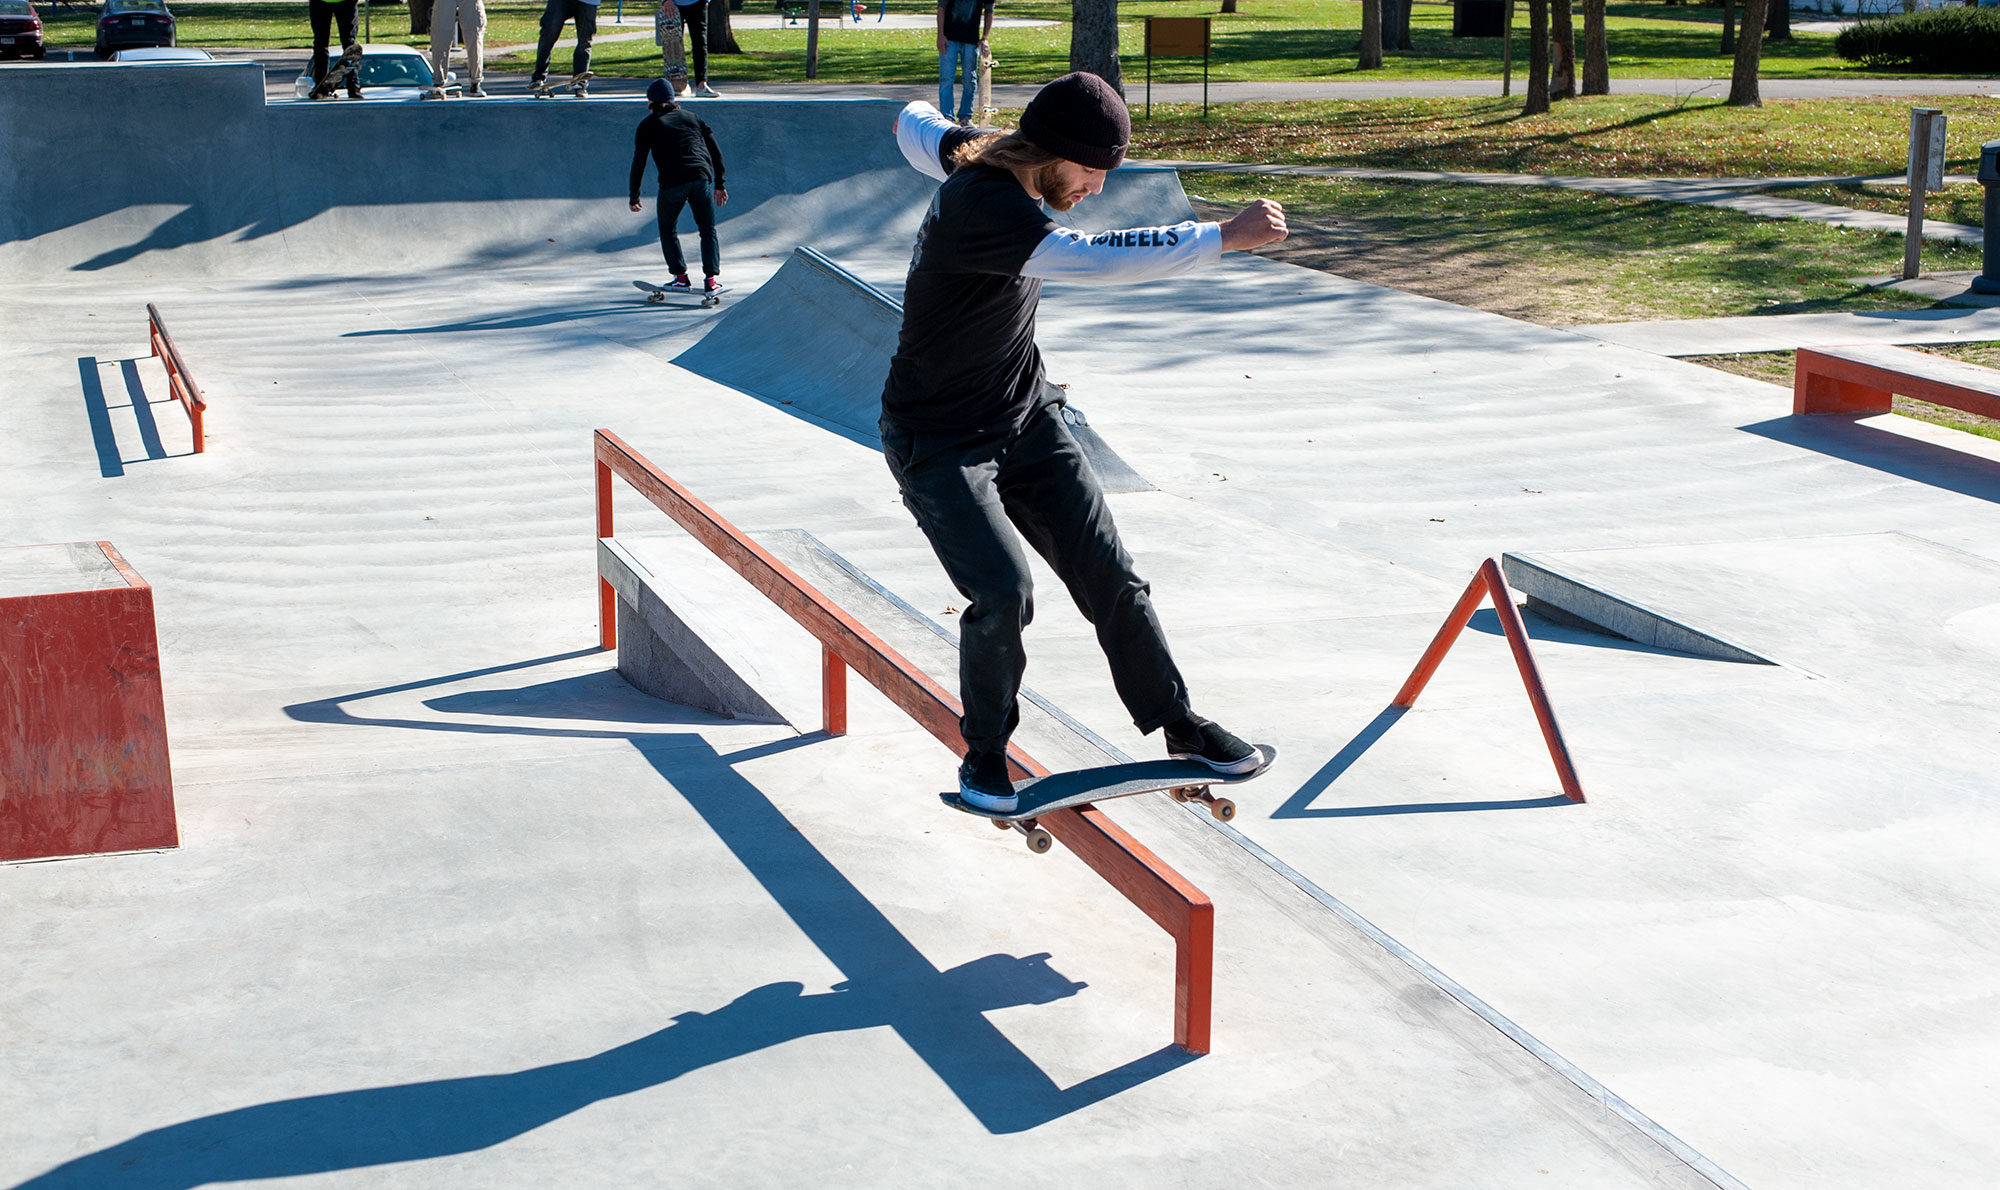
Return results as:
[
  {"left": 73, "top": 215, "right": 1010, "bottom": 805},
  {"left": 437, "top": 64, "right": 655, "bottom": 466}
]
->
[
  {"left": 666, "top": 274, "right": 692, "bottom": 291},
  {"left": 703, "top": 276, "right": 722, "bottom": 293}
]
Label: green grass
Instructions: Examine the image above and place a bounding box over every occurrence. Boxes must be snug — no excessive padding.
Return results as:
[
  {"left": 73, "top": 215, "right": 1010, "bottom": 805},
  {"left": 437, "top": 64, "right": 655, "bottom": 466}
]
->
[
  {"left": 1186, "top": 171, "right": 1984, "bottom": 324},
  {"left": 1130, "top": 95, "right": 2000, "bottom": 177},
  {"left": 40, "top": 0, "right": 1965, "bottom": 80}
]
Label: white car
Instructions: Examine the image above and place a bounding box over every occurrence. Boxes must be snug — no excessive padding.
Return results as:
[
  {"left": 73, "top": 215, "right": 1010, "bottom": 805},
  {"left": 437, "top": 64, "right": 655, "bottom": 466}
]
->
[
  {"left": 292, "top": 43, "right": 454, "bottom": 100},
  {"left": 112, "top": 45, "right": 212, "bottom": 61}
]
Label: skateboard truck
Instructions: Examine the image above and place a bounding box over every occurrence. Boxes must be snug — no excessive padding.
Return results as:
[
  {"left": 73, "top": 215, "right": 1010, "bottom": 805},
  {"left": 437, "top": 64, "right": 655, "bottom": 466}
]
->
[{"left": 1167, "top": 783, "right": 1236, "bottom": 822}]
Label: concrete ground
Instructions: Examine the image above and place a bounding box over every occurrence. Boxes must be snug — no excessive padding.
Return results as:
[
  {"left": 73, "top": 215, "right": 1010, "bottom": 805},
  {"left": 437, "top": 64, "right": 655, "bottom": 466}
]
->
[{"left": 8, "top": 61, "right": 2000, "bottom": 1188}]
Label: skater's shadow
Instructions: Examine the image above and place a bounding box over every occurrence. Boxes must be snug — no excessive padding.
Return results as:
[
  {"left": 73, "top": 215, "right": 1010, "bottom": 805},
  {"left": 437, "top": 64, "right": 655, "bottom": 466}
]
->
[
  {"left": 14, "top": 957, "right": 1111, "bottom": 1189},
  {"left": 20, "top": 655, "right": 1193, "bottom": 1183}
]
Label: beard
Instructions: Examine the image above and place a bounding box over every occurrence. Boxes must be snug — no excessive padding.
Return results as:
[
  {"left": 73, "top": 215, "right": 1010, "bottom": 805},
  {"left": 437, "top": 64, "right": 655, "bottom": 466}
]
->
[{"left": 1037, "top": 162, "right": 1081, "bottom": 211}]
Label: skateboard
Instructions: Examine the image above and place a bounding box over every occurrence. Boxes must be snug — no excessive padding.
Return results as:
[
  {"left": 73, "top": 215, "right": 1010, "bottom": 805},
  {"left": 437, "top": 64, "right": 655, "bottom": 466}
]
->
[
  {"left": 975, "top": 47, "right": 995, "bottom": 124},
  {"left": 530, "top": 70, "right": 593, "bottom": 98},
  {"left": 420, "top": 84, "right": 463, "bottom": 100},
  {"left": 656, "top": 4, "right": 687, "bottom": 91},
  {"left": 941, "top": 745, "right": 1277, "bottom": 854},
  {"left": 308, "top": 44, "right": 363, "bottom": 100},
  {"left": 633, "top": 278, "right": 728, "bottom": 308}
]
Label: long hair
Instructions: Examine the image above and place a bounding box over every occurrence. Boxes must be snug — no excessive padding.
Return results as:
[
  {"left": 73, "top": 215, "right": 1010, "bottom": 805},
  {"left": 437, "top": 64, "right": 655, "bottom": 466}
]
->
[
  {"left": 649, "top": 98, "right": 680, "bottom": 115},
  {"left": 952, "top": 130, "right": 1066, "bottom": 197}
]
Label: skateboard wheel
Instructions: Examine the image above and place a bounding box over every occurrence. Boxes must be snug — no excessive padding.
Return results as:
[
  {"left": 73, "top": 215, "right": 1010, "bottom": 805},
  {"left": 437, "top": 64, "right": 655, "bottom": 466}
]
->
[
  {"left": 1169, "top": 787, "right": 1191, "bottom": 802},
  {"left": 988, "top": 816, "right": 1012, "bottom": 831},
  {"left": 1209, "top": 798, "right": 1236, "bottom": 823},
  {"left": 1024, "top": 829, "right": 1053, "bottom": 854}
]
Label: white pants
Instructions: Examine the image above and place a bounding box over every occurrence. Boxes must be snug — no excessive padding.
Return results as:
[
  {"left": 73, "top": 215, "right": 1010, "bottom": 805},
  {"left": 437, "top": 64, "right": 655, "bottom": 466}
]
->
[{"left": 430, "top": 0, "right": 487, "bottom": 89}]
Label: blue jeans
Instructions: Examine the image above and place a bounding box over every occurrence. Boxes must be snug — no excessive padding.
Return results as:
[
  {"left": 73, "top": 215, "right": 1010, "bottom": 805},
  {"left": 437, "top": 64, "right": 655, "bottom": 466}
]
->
[{"left": 938, "top": 40, "right": 977, "bottom": 122}]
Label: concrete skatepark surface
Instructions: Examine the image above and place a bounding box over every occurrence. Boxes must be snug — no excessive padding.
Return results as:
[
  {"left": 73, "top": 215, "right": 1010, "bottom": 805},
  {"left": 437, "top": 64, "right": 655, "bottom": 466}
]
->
[{"left": 8, "top": 61, "right": 2000, "bottom": 1186}]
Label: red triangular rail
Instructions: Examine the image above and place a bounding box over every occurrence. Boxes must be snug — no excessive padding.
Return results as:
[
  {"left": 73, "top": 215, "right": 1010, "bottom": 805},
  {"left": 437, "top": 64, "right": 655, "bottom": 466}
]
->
[{"left": 1393, "top": 557, "right": 1586, "bottom": 803}]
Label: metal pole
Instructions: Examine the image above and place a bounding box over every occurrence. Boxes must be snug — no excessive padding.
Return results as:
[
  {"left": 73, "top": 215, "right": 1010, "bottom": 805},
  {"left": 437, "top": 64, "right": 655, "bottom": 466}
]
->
[
  {"left": 1904, "top": 107, "right": 1943, "bottom": 281},
  {"left": 1975, "top": 140, "right": 2000, "bottom": 295}
]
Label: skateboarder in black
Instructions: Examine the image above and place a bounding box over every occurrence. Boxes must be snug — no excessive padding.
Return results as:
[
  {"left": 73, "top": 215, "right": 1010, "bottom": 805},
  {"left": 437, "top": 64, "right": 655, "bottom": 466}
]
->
[
  {"left": 528, "top": 0, "right": 598, "bottom": 94},
  {"left": 885, "top": 73, "right": 1288, "bottom": 813},
  {"left": 629, "top": 78, "right": 727, "bottom": 294},
  {"left": 307, "top": 0, "right": 364, "bottom": 99}
]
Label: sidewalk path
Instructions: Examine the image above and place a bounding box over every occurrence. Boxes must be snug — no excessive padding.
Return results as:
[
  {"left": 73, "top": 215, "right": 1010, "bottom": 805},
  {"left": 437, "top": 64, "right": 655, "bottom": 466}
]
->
[
  {"left": 1573, "top": 306, "right": 2000, "bottom": 355},
  {"left": 1144, "top": 159, "right": 1986, "bottom": 245}
]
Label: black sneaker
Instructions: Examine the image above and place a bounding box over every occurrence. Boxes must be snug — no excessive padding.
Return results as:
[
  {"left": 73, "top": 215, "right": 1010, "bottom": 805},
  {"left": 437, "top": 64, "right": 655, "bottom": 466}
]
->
[
  {"left": 957, "top": 751, "right": 1017, "bottom": 813},
  {"left": 1165, "top": 714, "right": 1261, "bottom": 775}
]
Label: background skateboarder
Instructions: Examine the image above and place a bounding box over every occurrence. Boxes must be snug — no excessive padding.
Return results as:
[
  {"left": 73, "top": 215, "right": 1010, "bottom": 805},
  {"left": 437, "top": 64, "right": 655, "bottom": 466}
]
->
[
  {"left": 885, "top": 73, "right": 1289, "bottom": 813},
  {"left": 428, "top": 0, "right": 487, "bottom": 97},
  {"left": 654, "top": 0, "right": 689, "bottom": 97},
  {"left": 307, "top": 0, "right": 364, "bottom": 99},
  {"left": 529, "top": 0, "right": 598, "bottom": 94},
  {"left": 670, "top": 0, "right": 719, "bottom": 96},
  {"left": 936, "top": 0, "right": 992, "bottom": 124},
  {"left": 629, "top": 78, "right": 727, "bottom": 294}
]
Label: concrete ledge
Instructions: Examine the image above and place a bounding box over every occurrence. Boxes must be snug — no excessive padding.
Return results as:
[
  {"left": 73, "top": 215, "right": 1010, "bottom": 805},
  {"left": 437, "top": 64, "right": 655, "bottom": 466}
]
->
[
  {"left": 597, "top": 537, "right": 792, "bottom": 724},
  {"left": 1501, "top": 551, "right": 1775, "bottom": 665}
]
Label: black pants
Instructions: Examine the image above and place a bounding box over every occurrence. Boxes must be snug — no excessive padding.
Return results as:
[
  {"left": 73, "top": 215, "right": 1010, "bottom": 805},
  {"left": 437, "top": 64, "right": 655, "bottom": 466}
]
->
[
  {"left": 881, "top": 401, "right": 1190, "bottom": 758},
  {"left": 532, "top": 0, "right": 597, "bottom": 80},
  {"left": 309, "top": 0, "right": 360, "bottom": 88},
  {"left": 678, "top": 0, "right": 708, "bottom": 84},
  {"left": 655, "top": 178, "right": 720, "bottom": 277}
]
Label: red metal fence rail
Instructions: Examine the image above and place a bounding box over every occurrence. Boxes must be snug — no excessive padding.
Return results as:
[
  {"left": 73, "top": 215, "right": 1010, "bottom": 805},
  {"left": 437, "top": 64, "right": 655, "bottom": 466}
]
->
[
  {"left": 594, "top": 429, "right": 1217, "bottom": 1053},
  {"left": 146, "top": 303, "right": 206, "bottom": 453},
  {"left": 1393, "top": 557, "right": 1586, "bottom": 803}
]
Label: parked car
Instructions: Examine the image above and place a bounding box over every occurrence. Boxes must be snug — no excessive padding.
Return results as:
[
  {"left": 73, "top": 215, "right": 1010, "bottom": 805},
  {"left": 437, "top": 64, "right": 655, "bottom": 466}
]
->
[
  {"left": 94, "top": 0, "right": 175, "bottom": 58},
  {"left": 292, "top": 43, "right": 451, "bottom": 100},
  {"left": 112, "top": 46, "right": 211, "bottom": 61},
  {"left": 0, "top": 0, "right": 45, "bottom": 60}
]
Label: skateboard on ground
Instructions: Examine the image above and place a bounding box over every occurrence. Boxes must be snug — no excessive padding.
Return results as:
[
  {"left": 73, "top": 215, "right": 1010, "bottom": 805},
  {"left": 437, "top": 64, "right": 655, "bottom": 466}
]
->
[
  {"left": 633, "top": 278, "right": 728, "bottom": 308},
  {"left": 657, "top": 4, "right": 688, "bottom": 93},
  {"left": 975, "top": 47, "right": 995, "bottom": 124},
  {"left": 941, "top": 745, "right": 1277, "bottom": 854},
  {"left": 420, "top": 84, "right": 463, "bottom": 100},
  {"left": 309, "top": 44, "right": 363, "bottom": 100},
  {"left": 531, "top": 70, "right": 593, "bottom": 98}
]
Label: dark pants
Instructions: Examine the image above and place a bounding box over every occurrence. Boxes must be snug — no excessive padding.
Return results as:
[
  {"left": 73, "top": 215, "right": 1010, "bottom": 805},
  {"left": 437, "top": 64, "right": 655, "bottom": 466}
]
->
[
  {"left": 678, "top": 0, "right": 708, "bottom": 83},
  {"left": 655, "top": 178, "right": 720, "bottom": 277},
  {"left": 881, "top": 401, "right": 1190, "bottom": 758},
  {"left": 532, "top": 0, "right": 597, "bottom": 80},
  {"left": 309, "top": 0, "right": 360, "bottom": 89}
]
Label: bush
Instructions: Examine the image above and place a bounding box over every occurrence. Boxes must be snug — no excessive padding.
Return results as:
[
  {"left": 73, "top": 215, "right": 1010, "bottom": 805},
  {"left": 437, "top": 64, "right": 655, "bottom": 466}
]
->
[{"left": 1834, "top": 6, "right": 2000, "bottom": 72}]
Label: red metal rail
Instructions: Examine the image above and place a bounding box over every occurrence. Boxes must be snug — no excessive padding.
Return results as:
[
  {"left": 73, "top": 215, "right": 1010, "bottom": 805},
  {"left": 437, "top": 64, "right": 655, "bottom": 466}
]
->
[
  {"left": 593, "top": 429, "right": 1217, "bottom": 1053},
  {"left": 1393, "top": 557, "right": 1586, "bottom": 803},
  {"left": 146, "top": 303, "right": 206, "bottom": 453}
]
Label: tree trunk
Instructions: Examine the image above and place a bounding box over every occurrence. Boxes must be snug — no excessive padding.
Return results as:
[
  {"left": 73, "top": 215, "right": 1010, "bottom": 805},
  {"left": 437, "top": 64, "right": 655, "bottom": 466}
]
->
[
  {"left": 1380, "top": 0, "right": 1401, "bottom": 54},
  {"left": 1581, "top": 0, "right": 1608, "bottom": 94},
  {"left": 1070, "top": 0, "right": 1123, "bottom": 94},
  {"left": 1359, "top": 0, "right": 1382, "bottom": 69},
  {"left": 1728, "top": 0, "right": 1768, "bottom": 105},
  {"left": 708, "top": 0, "right": 741, "bottom": 53},
  {"left": 1765, "top": 0, "right": 1790, "bottom": 41},
  {"left": 1524, "top": 0, "right": 1549, "bottom": 113},
  {"left": 410, "top": 0, "right": 431, "bottom": 37},
  {"left": 1549, "top": 0, "right": 1575, "bottom": 100},
  {"left": 1721, "top": 0, "right": 1736, "bottom": 55}
]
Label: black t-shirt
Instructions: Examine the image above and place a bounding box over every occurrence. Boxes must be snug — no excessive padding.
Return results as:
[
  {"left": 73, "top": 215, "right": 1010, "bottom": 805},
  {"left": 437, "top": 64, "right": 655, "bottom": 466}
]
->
[
  {"left": 940, "top": 0, "right": 992, "bottom": 44},
  {"left": 881, "top": 162, "right": 1057, "bottom": 433},
  {"left": 629, "top": 108, "right": 725, "bottom": 202}
]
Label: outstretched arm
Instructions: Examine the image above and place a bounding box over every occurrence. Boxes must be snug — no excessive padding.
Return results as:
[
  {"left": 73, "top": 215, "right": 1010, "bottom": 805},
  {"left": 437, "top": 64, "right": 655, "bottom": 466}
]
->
[
  {"left": 894, "top": 100, "right": 960, "bottom": 182},
  {"left": 1019, "top": 201, "right": 1286, "bottom": 285}
]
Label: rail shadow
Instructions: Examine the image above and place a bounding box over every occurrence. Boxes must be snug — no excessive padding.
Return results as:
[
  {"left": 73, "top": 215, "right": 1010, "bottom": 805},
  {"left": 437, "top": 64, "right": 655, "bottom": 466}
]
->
[
  {"left": 1742, "top": 413, "right": 2000, "bottom": 505},
  {"left": 77, "top": 356, "right": 182, "bottom": 477}
]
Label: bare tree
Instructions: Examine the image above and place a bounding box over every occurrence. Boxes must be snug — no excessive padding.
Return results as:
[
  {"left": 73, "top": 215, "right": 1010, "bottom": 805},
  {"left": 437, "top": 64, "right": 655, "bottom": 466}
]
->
[
  {"left": 1359, "top": 0, "right": 1383, "bottom": 69},
  {"left": 1721, "top": 0, "right": 1736, "bottom": 55},
  {"left": 1550, "top": 0, "right": 1576, "bottom": 100},
  {"left": 1524, "top": 0, "right": 1549, "bottom": 113},
  {"left": 1581, "top": 0, "right": 1608, "bottom": 94},
  {"left": 1765, "top": 0, "right": 1791, "bottom": 42},
  {"left": 1392, "top": 0, "right": 1414, "bottom": 50},
  {"left": 1070, "top": 0, "right": 1123, "bottom": 94},
  {"left": 1728, "top": 0, "right": 1769, "bottom": 105}
]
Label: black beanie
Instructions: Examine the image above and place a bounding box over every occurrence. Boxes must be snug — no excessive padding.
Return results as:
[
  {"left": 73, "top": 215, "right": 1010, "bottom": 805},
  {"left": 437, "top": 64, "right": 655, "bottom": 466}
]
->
[{"left": 1019, "top": 72, "right": 1130, "bottom": 170}]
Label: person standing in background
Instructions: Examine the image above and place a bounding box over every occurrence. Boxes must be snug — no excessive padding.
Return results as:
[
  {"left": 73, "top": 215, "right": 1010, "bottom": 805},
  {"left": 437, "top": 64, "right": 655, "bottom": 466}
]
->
[
  {"left": 673, "top": 0, "right": 718, "bottom": 96},
  {"left": 528, "top": 0, "right": 599, "bottom": 94},
  {"left": 629, "top": 78, "right": 729, "bottom": 293},
  {"left": 429, "top": 0, "right": 487, "bottom": 96},
  {"left": 654, "top": 0, "right": 690, "bottom": 97},
  {"left": 936, "top": 0, "right": 992, "bottom": 125},
  {"left": 307, "top": 0, "right": 364, "bottom": 98}
]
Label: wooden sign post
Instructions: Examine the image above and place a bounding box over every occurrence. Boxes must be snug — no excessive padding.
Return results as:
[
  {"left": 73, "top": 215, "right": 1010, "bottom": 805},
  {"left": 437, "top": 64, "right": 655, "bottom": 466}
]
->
[{"left": 1144, "top": 16, "right": 1211, "bottom": 119}]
